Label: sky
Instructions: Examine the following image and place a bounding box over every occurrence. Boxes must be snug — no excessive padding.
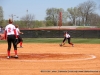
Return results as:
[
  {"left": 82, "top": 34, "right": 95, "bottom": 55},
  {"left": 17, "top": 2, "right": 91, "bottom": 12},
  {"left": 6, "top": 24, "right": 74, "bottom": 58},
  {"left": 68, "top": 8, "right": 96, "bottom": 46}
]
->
[{"left": 0, "top": 0, "right": 100, "bottom": 21}]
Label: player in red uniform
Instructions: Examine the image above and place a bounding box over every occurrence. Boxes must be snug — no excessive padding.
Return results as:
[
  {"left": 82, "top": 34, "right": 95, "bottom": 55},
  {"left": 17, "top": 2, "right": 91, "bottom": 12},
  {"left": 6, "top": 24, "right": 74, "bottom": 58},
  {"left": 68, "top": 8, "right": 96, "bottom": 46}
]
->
[
  {"left": 0, "top": 33, "right": 4, "bottom": 40},
  {"left": 60, "top": 31, "right": 74, "bottom": 47},
  {"left": 4, "top": 19, "right": 18, "bottom": 59}
]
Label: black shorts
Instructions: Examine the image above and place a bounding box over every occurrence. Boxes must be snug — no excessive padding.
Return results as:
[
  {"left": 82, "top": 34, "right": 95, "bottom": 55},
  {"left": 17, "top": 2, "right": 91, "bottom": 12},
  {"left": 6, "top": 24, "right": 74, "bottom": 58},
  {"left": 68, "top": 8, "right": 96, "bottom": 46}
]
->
[{"left": 18, "top": 35, "right": 23, "bottom": 43}]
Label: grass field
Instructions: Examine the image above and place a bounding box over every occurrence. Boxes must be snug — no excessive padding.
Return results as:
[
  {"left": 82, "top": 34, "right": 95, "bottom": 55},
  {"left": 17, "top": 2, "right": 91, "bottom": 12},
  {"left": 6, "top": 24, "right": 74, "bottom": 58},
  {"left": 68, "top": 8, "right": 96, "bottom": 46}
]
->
[{"left": 0, "top": 38, "right": 100, "bottom": 44}]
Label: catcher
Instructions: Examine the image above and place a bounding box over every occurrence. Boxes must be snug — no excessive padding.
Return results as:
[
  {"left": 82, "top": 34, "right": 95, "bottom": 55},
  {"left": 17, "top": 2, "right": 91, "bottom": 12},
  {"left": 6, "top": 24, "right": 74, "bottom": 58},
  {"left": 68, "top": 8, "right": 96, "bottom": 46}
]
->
[
  {"left": 15, "top": 25, "right": 23, "bottom": 48},
  {"left": 60, "top": 31, "right": 74, "bottom": 47}
]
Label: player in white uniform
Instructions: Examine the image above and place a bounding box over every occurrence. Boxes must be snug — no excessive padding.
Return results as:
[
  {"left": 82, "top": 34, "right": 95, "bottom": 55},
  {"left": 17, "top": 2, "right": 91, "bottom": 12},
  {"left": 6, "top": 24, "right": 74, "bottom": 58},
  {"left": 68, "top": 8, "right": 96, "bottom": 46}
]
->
[
  {"left": 4, "top": 19, "right": 18, "bottom": 59},
  {"left": 60, "top": 31, "right": 74, "bottom": 47},
  {"left": 15, "top": 25, "right": 23, "bottom": 48}
]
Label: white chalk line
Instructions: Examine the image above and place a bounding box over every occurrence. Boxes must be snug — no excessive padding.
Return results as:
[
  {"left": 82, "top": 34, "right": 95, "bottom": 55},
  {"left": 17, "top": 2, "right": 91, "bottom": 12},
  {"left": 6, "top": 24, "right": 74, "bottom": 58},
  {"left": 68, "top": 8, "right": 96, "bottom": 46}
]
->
[{"left": 0, "top": 52, "right": 96, "bottom": 62}]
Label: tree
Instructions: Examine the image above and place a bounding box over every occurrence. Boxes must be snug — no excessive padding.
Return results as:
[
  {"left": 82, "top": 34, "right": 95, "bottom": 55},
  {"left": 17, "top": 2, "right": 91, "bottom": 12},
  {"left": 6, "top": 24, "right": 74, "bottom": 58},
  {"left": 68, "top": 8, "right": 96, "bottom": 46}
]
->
[
  {"left": 45, "top": 8, "right": 67, "bottom": 26},
  {"left": 67, "top": 7, "right": 79, "bottom": 26},
  {"left": 20, "top": 14, "right": 35, "bottom": 28},
  {"left": 0, "top": 6, "right": 3, "bottom": 26},
  {"left": 99, "top": 4, "right": 100, "bottom": 10},
  {"left": 45, "top": 8, "right": 59, "bottom": 26},
  {"left": 78, "top": 0, "right": 96, "bottom": 26},
  {"left": 62, "top": 11, "right": 68, "bottom": 26},
  {"left": 88, "top": 13, "right": 100, "bottom": 26},
  {"left": 34, "top": 20, "right": 46, "bottom": 28}
]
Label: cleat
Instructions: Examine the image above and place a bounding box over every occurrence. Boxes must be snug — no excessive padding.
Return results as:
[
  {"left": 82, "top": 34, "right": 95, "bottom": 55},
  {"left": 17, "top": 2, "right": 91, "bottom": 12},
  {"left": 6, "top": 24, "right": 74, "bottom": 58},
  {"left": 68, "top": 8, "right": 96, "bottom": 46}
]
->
[
  {"left": 59, "top": 44, "right": 62, "bottom": 46},
  {"left": 62, "top": 43, "right": 65, "bottom": 46},
  {"left": 20, "top": 46, "right": 23, "bottom": 48},
  {"left": 14, "top": 55, "right": 18, "bottom": 59},
  {"left": 7, "top": 56, "right": 10, "bottom": 59},
  {"left": 60, "top": 43, "right": 65, "bottom": 46},
  {"left": 72, "top": 44, "right": 74, "bottom": 47}
]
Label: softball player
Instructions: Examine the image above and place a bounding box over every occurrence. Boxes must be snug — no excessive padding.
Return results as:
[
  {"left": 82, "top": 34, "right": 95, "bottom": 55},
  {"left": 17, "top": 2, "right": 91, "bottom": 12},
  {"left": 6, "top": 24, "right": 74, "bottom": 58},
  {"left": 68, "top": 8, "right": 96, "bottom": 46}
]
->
[
  {"left": 60, "top": 31, "right": 74, "bottom": 47},
  {"left": 15, "top": 25, "right": 23, "bottom": 48},
  {"left": 0, "top": 33, "right": 4, "bottom": 40},
  {"left": 4, "top": 19, "right": 18, "bottom": 59}
]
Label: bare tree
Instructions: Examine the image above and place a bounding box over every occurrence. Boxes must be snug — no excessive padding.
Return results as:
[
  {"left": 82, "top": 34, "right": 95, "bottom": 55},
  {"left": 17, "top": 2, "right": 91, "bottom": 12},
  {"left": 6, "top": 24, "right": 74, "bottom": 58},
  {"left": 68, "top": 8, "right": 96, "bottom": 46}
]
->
[
  {"left": 99, "top": 4, "right": 100, "bottom": 10},
  {"left": 21, "top": 14, "right": 35, "bottom": 28},
  {"left": 78, "top": 0, "right": 96, "bottom": 26},
  {"left": 88, "top": 13, "right": 100, "bottom": 26}
]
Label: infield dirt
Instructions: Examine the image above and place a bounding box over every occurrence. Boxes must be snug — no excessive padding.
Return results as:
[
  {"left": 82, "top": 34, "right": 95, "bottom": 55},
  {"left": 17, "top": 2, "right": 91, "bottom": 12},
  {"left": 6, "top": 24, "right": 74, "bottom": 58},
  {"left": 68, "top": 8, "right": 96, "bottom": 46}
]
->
[{"left": 0, "top": 43, "right": 100, "bottom": 75}]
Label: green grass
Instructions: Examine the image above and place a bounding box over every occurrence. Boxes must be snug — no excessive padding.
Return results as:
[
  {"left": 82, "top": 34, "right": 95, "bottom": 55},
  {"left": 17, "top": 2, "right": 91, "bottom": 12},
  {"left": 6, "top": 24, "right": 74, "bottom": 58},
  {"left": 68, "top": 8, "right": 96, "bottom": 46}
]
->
[
  {"left": 0, "top": 38, "right": 100, "bottom": 44},
  {"left": 72, "top": 38, "right": 100, "bottom": 44}
]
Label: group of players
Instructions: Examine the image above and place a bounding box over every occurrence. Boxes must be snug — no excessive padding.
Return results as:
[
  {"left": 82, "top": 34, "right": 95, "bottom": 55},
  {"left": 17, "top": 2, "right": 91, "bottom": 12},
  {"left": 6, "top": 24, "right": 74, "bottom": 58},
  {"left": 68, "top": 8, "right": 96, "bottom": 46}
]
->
[{"left": 3, "top": 18, "right": 74, "bottom": 59}]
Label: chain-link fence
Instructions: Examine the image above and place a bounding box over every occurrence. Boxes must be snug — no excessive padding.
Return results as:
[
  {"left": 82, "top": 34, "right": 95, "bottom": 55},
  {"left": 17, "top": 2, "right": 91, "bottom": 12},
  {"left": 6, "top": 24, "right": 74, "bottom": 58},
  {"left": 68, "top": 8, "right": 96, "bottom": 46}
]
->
[{"left": 20, "top": 29, "right": 100, "bottom": 38}]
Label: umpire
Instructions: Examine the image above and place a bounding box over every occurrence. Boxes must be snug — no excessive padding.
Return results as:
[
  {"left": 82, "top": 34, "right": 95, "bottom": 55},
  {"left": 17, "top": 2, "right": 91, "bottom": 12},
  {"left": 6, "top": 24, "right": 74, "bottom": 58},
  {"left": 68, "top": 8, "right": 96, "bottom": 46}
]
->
[{"left": 4, "top": 18, "right": 18, "bottom": 59}]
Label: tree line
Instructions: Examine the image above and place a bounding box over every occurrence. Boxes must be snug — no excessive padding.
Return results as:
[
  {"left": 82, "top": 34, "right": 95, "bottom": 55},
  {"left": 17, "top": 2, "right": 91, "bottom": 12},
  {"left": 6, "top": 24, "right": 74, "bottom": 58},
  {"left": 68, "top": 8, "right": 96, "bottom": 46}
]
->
[{"left": 0, "top": 0, "right": 100, "bottom": 28}]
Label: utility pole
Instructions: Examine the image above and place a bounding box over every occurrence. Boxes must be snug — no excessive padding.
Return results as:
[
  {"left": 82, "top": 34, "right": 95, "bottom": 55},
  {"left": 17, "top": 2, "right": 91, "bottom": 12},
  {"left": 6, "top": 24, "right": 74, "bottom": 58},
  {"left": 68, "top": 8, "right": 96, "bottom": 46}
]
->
[
  {"left": 10, "top": 14, "right": 16, "bottom": 21},
  {"left": 26, "top": 9, "right": 28, "bottom": 15},
  {"left": 9, "top": 14, "right": 18, "bottom": 24}
]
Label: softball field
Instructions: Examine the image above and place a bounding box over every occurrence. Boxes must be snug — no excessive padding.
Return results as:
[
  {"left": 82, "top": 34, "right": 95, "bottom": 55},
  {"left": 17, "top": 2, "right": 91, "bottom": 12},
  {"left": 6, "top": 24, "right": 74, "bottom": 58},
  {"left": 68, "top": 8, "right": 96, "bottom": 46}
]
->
[{"left": 0, "top": 43, "right": 100, "bottom": 75}]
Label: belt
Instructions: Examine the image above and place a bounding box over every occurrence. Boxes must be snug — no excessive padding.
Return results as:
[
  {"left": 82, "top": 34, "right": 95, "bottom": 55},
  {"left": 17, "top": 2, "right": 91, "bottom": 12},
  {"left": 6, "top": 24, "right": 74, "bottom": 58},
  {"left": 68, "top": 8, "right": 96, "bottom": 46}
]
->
[{"left": 8, "top": 34, "right": 15, "bottom": 35}]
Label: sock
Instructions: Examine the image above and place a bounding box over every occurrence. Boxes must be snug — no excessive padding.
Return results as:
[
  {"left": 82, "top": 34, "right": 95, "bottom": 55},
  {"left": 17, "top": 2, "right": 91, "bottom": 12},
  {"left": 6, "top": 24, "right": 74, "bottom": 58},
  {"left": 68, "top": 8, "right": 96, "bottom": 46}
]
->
[
  {"left": 7, "top": 50, "right": 10, "bottom": 56},
  {"left": 14, "top": 50, "right": 17, "bottom": 55},
  {"left": 20, "top": 42, "right": 22, "bottom": 47},
  {"left": 70, "top": 43, "right": 73, "bottom": 45}
]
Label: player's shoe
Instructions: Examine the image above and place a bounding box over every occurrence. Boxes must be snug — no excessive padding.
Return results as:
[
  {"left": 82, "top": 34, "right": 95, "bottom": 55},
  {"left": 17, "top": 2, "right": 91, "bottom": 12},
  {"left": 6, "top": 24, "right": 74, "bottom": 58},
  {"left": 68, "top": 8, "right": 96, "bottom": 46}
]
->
[
  {"left": 59, "top": 44, "right": 62, "bottom": 46},
  {"left": 20, "top": 46, "right": 23, "bottom": 48},
  {"left": 63, "top": 43, "right": 65, "bottom": 46},
  {"left": 72, "top": 44, "right": 74, "bottom": 47},
  {"left": 14, "top": 55, "right": 18, "bottom": 59},
  {"left": 59, "top": 43, "right": 65, "bottom": 46},
  {"left": 7, "top": 56, "right": 10, "bottom": 59}
]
